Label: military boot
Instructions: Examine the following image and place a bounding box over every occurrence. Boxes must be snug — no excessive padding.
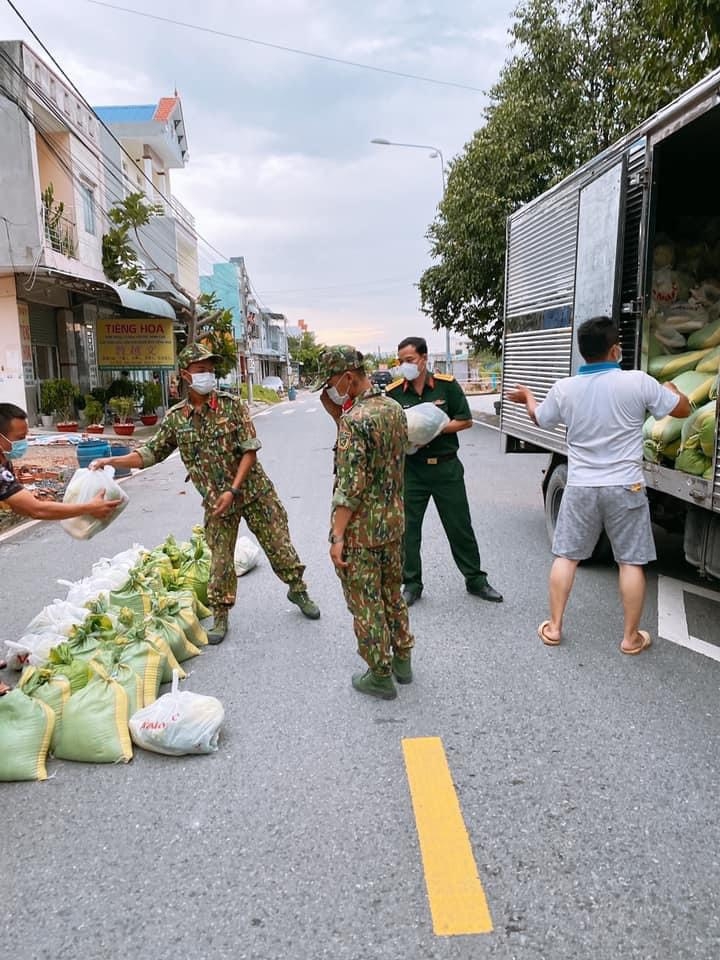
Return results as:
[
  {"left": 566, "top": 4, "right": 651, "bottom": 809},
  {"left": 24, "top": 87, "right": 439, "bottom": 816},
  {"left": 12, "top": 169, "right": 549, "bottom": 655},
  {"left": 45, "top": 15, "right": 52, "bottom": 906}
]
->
[
  {"left": 287, "top": 589, "right": 321, "bottom": 620},
  {"left": 351, "top": 670, "right": 398, "bottom": 700},
  {"left": 207, "top": 609, "right": 229, "bottom": 645},
  {"left": 392, "top": 653, "right": 413, "bottom": 685}
]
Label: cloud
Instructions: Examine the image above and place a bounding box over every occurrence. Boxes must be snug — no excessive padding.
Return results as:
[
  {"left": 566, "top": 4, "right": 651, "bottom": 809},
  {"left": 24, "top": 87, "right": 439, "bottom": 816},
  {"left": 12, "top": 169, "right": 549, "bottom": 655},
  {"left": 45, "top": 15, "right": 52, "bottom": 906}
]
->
[{"left": 0, "top": 0, "right": 518, "bottom": 353}]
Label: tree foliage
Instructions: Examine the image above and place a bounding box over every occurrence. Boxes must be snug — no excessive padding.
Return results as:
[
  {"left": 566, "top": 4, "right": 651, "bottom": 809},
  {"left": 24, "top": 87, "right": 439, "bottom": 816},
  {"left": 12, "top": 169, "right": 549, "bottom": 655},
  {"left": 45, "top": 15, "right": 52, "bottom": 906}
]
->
[
  {"left": 287, "top": 330, "right": 325, "bottom": 380},
  {"left": 420, "top": 0, "right": 720, "bottom": 353},
  {"left": 102, "top": 193, "right": 236, "bottom": 373}
]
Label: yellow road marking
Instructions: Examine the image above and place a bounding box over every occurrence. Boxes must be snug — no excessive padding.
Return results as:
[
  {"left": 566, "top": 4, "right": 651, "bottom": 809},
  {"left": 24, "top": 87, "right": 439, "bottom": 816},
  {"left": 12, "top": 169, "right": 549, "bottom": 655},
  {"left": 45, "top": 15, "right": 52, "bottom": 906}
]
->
[{"left": 402, "top": 736, "right": 493, "bottom": 936}]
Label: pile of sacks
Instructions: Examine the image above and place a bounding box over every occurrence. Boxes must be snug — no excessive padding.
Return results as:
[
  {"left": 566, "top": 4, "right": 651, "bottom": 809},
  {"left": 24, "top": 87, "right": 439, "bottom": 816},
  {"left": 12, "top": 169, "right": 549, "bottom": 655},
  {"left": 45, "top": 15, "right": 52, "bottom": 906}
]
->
[
  {"left": 0, "top": 527, "right": 224, "bottom": 782},
  {"left": 644, "top": 237, "right": 720, "bottom": 476}
]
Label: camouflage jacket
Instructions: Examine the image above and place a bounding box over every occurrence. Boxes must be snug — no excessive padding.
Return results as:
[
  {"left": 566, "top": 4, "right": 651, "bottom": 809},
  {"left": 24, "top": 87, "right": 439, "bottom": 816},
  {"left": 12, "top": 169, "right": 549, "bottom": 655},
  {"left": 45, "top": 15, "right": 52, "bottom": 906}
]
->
[
  {"left": 138, "top": 391, "right": 271, "bottom": 509},
  {"left": 332, "top": 386, "right": 407, "bottom": 548}
]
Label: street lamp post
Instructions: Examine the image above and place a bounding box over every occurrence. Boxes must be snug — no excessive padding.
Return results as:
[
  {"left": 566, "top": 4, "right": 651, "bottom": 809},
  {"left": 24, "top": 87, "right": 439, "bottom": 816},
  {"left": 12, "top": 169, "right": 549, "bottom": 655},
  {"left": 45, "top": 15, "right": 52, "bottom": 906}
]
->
[{"left": 371, "top": 138, "right": 452, "bottom": 373}]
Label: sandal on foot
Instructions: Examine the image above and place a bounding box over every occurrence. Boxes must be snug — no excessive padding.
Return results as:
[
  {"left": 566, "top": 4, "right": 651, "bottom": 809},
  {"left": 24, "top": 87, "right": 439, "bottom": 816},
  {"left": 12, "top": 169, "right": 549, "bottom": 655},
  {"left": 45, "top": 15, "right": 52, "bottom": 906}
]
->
[
  {"left": 537, "top": 620, "right": 561, "bottom": 646},
  {"left": 621, "top": 630, "right": 652, "bottom": 655},
  {"left": 0, "top": 681, "right": 11, "bottom": 696}
]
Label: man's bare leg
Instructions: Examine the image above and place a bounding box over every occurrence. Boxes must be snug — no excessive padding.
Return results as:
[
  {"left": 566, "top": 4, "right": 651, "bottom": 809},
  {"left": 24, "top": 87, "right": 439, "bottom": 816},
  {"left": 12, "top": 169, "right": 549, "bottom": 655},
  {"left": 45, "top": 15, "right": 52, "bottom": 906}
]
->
[
  {"left": 542, "top": 556, "right": 580, "bottom": 642},
  {"left": 618, "top": 563, "right": 647, "bottom": 652}
]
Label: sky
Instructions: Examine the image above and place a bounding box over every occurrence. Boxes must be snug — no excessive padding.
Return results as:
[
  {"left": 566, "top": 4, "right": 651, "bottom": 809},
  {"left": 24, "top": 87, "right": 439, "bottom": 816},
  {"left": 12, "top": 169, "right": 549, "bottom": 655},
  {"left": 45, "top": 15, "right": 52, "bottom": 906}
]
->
[{"left": 0, "top": 0, "right": 518, "bottom": 356}]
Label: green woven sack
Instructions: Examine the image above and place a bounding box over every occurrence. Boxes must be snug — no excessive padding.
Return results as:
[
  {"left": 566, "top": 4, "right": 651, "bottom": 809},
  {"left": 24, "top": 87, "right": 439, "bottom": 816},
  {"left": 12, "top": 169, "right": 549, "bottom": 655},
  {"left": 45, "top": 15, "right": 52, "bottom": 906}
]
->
[
  {"left": 18, "top": 666, "right": 71, "bottom": 718},
  {"left": 104, "top": 633, "right": 165, "bottom": 708},
  {"left": 89, "top": 651, "right": 144, "bottom": 717},
  {"left": 0, "top": 689, "right": 55, "bottom": 781},
  {"left": 46, "top": 643, "right": 92, "bottom": 693},
  {"left": 109, "top": 568, "right": 162, "bottom": 618},
  {"left": 146, "top": 597, "right": 201, "bottom": 662},
  {"left": 675, "top": 447, "right": 711, "bottom": 476},
  {"left": 52, "top": 666, "right": 132, "bottom": 764}
]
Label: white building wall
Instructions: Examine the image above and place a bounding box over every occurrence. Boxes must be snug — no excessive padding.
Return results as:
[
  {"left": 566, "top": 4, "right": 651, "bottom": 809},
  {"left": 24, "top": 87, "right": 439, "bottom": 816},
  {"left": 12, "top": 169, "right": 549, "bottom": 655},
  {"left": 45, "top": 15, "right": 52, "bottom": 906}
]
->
[{"left": 0, "top": 276, "right": 27, "bottom": 406}]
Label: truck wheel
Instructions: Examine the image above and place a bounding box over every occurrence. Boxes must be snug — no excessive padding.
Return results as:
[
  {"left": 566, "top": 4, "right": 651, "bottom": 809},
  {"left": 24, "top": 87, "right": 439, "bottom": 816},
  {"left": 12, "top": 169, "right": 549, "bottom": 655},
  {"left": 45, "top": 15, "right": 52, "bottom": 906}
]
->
[
  {"left": 544, "top": 463, "right": 612, "bottom": 562},
  {"left": 544, "top": 462, "right": 567, "bottom": 545}
]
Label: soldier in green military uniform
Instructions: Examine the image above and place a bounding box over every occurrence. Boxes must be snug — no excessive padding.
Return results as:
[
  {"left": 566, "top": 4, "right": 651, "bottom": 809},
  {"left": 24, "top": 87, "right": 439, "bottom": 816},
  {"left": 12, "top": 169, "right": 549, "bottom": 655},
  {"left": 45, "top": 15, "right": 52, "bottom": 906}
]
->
[
  {"left": 91, "top": 343, "right": 320, "bottom": 643},
  {"left": 386, "top": 336, "right": 502, "bottom": 606},
  {"left": 312, "top": 346, "right": 414, "bottom": 700}
]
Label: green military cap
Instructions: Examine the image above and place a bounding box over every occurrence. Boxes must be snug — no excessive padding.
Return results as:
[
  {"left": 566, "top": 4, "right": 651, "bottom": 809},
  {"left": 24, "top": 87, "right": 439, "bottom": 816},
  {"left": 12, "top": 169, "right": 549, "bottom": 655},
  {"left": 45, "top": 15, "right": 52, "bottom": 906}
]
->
[
  {"left": 309, "top": 345, "right": 365, "bottom": 391},
  {"left": 177, "top": 342, "right": 222, "bottom": 368}
]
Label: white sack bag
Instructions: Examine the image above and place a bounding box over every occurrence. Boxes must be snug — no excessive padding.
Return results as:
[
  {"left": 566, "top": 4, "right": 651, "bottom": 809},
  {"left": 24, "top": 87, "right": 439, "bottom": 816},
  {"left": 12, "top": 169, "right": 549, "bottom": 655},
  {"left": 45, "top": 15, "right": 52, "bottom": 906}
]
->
[
  {"left": 60, "top": 466, "right": 129, "bottom": 541},
  {"left": 234, "top": 536, "right": 261, "bottom": 577},
  {"left": 404, "top": 402, "right": 451, "bottom": 454},
  {"left": 129, "top": 671, "right": 224, "bottom": 756}
]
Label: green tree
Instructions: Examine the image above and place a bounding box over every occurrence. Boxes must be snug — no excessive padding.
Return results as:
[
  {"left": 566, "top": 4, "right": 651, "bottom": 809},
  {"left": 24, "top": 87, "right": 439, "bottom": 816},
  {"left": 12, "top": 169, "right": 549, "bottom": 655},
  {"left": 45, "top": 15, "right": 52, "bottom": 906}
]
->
[
  {"left": 102, "top": 193, "right": 236, "bottom": 371},
  {"left": 287, "top": 330, "right": 325, "bottom": 381},
  {"left": 420, "top": 0, "right": 720, "bottom": 352}
]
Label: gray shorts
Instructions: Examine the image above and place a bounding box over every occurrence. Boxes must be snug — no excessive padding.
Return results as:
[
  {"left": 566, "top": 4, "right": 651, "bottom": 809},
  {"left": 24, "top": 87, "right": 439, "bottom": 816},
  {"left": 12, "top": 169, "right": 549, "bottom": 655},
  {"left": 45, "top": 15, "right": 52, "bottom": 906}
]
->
[{"left": 552, "top": 484, "right": 656, "bottom": 565}]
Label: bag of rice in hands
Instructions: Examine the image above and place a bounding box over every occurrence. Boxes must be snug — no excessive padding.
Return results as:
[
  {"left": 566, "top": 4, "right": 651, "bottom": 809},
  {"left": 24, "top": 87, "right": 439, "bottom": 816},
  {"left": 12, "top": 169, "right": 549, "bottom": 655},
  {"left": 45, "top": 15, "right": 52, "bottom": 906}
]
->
[
  {"left": 404, "top": 402, "right": 451, "bottom": 454},
  {"left": 60, "top": 466, "right": 128, "bottom": 541}
]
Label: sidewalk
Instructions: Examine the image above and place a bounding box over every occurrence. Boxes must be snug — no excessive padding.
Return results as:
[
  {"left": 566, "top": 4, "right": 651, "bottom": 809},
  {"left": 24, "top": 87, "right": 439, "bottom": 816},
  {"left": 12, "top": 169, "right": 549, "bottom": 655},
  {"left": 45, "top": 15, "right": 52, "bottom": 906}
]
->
[
  {"left": 469, "top": 390, "right": 501, "bottom": 426},
  {"left": 0, "top": 404, "right": 269, "bottom": 537}
]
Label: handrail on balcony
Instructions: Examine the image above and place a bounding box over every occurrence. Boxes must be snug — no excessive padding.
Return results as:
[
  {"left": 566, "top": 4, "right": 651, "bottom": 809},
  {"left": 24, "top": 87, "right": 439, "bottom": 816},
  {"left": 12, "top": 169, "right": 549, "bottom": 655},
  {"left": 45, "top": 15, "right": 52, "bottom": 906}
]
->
[{"left": 41, "top": 204, "right": 77, "bottom": 259}]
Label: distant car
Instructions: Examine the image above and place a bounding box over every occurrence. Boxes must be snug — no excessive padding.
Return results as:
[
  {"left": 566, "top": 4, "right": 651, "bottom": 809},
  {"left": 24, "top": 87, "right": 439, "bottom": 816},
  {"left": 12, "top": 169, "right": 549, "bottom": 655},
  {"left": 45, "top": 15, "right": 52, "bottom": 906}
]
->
[
  {"left": 261, "top": 376, "right": 285, "bottom": 396},
  {"left": 370, "top": 370, "right": 395, "bottom": 392}
]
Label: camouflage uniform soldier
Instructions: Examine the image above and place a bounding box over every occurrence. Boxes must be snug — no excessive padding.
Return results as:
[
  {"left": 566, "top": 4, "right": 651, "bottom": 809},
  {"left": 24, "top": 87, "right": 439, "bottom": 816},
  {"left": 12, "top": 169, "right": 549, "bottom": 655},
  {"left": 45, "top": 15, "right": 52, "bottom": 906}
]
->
[
  {"left": 91, "top": 343, "right": 320, "bottom": 643},
  {"left": 311, "top": 346, "right": 414, "bottom": 700}
]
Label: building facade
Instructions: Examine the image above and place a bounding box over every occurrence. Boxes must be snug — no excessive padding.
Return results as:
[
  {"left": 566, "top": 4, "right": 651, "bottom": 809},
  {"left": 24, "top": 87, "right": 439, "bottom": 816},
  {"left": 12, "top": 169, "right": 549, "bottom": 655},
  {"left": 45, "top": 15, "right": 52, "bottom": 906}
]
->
[{"left": 0, "top": 40, "right": 198, "bottom": 421}]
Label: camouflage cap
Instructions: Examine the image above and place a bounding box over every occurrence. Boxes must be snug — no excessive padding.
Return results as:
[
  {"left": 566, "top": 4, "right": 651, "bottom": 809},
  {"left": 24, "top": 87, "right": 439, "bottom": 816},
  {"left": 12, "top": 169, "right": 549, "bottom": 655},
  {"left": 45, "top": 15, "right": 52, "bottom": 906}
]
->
[
  {"left": 177, "top": 342, "right": 222, "bottom": 368},
  {"left": 309, "top": 345, "right": 365, "bottom": 391}
]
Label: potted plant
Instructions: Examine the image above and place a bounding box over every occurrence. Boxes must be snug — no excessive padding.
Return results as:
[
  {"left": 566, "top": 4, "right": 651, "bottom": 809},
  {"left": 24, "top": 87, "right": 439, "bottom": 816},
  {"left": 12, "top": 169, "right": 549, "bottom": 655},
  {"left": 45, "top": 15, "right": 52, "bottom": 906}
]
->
[
  {"left": 109, "top": 396, "right": 136, "bottom": 436},
  {"left": 41, "top": 378, "right": 79, "bottom": 431},
  {"left": 140, "top": 379, "right": 162, "bottom": 426},
  {"left": 83, "top": 396, "right": 105, "bottom": 434},
  {"left": 39, "top": 379, "right": 58, "bottom": 428}
]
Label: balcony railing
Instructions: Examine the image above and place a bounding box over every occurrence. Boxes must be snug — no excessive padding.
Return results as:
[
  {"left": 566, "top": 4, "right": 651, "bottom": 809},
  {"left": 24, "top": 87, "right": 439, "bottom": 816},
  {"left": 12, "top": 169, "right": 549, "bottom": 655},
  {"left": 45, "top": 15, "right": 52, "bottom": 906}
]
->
[{"left": 41, "top": 205, "right": 77, "bottom": 259}]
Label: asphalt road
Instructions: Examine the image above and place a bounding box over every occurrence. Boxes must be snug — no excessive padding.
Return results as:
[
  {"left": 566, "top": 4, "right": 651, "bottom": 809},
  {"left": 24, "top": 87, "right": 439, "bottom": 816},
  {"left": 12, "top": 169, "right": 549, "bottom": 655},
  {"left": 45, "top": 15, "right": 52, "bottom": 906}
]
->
[{"left": 2, "top": 390, "right": 719, "bottom": 960}]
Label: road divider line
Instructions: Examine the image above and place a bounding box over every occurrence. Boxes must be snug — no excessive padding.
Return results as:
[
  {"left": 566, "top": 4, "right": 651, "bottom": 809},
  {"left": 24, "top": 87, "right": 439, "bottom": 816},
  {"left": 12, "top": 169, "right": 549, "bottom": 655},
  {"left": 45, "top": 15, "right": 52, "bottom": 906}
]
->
[{"left": 402, "top": 736, "right": 493, "bottom": 936}]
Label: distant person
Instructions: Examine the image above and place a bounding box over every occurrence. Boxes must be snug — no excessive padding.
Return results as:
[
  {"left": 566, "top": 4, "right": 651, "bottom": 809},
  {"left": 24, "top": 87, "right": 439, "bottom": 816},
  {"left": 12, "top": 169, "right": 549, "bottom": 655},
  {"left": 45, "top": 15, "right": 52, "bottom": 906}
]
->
[
  {"left": 385, "top": 336, "right": 502, "bottom": 606},
  {"left": 312, "top": 346, "right": 414, "bottom": 700},
  {"left": 89, "top": 344, "right": 320, "bottom": 644},
  {"left": 508, "top": 316, "right": 691, "bottom": 654},
  {"left": 0, "top": 402, "right": 121, "bottom": 693}
]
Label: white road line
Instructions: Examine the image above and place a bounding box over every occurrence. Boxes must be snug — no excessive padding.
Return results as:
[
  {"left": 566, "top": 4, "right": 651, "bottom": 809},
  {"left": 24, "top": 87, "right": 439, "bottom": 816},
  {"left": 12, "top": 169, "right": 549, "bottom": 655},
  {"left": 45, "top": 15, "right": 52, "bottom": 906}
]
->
[{"left": 657, "top": 575, "right": 720, "bottom": 662}]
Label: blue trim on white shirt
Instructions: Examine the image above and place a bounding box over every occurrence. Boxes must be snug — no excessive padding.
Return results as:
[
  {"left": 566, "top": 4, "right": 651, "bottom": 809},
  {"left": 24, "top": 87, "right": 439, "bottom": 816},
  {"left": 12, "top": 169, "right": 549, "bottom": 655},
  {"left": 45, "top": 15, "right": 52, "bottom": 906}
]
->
[{"left": 577, "top": 361, "right": 621, "bottom": 375}]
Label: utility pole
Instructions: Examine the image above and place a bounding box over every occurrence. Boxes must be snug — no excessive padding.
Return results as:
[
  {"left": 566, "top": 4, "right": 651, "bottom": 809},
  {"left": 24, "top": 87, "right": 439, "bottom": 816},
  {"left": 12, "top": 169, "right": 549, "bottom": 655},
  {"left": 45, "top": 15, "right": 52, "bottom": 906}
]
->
[{"left": 232, "top": 256, "right": 254, "bottom": 403}]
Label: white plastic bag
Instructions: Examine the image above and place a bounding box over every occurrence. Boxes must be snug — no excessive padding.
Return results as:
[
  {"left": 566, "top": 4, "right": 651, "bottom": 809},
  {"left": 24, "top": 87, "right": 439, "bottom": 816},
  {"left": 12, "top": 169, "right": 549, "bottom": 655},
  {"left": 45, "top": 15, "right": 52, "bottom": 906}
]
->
[
  {"left": 129, "top": 671, "right": 224, "bottom": 756},
  {"left": 234, "top": 536, "right": 261, "bottom": 577},
  {"left": 60, "top": 466, "right": 129, "bottom": 541},
  {"left": 404, "top": 402, "right": 451, "bottom": 454}
]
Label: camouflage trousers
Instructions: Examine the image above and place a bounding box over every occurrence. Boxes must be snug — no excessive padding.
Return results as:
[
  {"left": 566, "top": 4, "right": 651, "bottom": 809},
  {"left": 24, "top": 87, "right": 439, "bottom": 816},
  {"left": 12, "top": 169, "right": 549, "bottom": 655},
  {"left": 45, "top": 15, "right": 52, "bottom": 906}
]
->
[
  {"left": 336, "top": 540, "right": 414, "bottom": 675},
  {"left": 204, "top": 486, "right": 307, "bottom": 611}
]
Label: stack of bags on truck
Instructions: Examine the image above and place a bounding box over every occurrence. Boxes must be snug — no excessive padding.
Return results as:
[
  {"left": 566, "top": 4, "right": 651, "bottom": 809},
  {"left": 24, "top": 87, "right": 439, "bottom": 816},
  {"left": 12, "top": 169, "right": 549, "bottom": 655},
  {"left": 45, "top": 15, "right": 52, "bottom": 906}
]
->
[
  {"left": 0, "top": 528, "right": 224, "bottom": 782},
  {"left": 643, "top": 239, "right": 720, "bottom": 476}
]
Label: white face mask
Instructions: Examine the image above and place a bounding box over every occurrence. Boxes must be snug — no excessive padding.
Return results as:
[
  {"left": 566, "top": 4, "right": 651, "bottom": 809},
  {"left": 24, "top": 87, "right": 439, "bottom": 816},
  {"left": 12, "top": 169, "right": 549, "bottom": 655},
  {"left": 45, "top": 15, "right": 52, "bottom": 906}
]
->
[
  {"left": 398, "top": 361, "right": 420, "bottom": 381},
  {"left": 189, "top": 372, "right": 216, "bottom": 394},
  {"left": 326, "top": 375, "right": 349, "bottom": 406}
]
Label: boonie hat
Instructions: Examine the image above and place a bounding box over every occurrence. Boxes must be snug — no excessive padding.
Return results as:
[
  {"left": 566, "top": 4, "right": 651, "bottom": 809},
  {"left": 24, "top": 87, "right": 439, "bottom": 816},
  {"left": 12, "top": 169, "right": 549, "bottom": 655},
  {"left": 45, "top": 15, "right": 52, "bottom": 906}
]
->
[
  {"left": 309, "top": 345, "right": 365, "bottom": 391},
  {"left": 177, "top": 342, "right": 222, "bottom": 368}
]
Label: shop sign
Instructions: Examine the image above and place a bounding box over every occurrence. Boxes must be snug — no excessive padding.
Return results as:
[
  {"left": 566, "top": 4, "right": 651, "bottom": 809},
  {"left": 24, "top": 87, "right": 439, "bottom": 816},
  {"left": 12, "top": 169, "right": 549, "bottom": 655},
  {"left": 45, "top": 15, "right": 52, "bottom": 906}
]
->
[{"left": 96, "top": 317, "right": 175, "bottom": 369}]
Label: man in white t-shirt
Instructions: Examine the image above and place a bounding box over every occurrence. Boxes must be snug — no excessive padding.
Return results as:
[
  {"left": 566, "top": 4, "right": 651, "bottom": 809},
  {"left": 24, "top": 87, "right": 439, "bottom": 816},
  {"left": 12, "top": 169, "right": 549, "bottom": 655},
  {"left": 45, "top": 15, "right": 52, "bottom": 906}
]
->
[{"left": 508, "top": 316, "right": 691, "bottom": 655}]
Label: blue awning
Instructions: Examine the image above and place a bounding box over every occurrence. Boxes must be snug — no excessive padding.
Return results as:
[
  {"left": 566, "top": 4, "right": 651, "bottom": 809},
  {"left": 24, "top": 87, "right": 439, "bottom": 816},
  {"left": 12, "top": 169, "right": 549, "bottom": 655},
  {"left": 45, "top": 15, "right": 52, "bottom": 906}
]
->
[{"left": 110, "top": 284, "right": 176, "bottom": 319}]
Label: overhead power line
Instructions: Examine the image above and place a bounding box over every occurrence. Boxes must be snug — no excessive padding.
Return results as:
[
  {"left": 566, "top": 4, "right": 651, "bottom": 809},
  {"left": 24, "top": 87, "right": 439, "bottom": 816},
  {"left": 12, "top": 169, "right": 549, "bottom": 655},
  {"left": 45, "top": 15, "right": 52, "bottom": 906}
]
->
[
  {"left": 85, "top": 0, "right": 485, "bottom": 93},
  {"left": 4, "top": 0, "right": 236, "bottom": 277}
]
